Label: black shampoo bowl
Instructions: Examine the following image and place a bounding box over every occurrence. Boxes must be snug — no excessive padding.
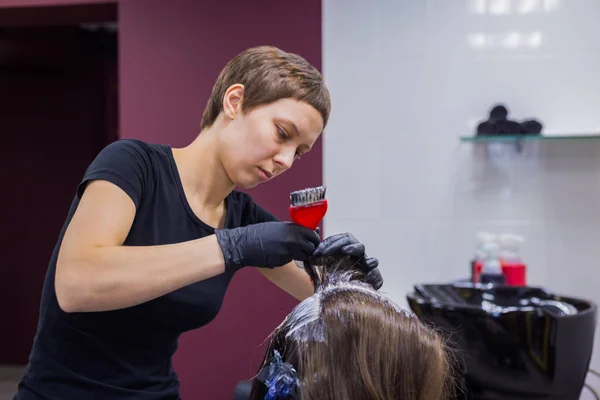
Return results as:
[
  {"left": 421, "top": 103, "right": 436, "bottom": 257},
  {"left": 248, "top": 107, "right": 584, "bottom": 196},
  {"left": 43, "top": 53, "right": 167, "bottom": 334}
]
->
[{"left": 407, "top": 284, "right": 597, "bottom": 399}]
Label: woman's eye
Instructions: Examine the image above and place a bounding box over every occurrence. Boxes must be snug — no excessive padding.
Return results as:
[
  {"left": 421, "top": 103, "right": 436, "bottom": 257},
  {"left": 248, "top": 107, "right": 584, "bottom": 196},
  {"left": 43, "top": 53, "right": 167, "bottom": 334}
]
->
[
  {"left": 277, "top": 127, "right": 288, "bottom": 140},
  {"left": 276, "top": 125, "right": 303, "bottom": 159}
]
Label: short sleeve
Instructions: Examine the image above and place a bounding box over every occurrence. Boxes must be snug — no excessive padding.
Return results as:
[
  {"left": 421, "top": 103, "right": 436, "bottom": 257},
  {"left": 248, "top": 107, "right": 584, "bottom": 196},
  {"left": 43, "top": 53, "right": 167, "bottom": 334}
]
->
[{"left": 77, "top": 139, "right": 151, "bottom": 209}]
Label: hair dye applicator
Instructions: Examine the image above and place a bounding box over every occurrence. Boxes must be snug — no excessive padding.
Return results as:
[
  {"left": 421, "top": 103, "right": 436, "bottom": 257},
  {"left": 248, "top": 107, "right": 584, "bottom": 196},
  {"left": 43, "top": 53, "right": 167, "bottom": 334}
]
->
[
  {"left": 289, "top": 185, "right": 328, "bottom": 230},
  {"left": 290, "top": 185, "right": 328, "bottom": 286}
]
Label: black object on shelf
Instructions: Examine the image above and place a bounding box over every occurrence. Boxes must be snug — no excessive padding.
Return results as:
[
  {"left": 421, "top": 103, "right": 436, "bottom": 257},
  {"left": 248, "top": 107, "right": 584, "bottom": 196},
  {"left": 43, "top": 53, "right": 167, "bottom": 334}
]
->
[
  {"left": 520, "top": 119, "right": 543, "bottom": 135},
  {"left": 476, "top": 103, "right": 543, "bottom": 137}
]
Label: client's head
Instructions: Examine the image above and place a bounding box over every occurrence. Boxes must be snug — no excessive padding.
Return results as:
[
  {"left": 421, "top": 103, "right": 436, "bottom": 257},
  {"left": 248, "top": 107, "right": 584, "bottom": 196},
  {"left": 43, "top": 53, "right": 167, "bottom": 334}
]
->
[{"left": 250, "top": 256, "right": 454, "bottom": 400}]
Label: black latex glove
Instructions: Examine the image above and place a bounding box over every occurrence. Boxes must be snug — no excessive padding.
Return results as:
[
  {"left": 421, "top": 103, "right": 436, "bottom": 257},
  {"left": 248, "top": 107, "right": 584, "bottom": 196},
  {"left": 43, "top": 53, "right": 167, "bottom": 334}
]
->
[
  {"left": 215, "top": 222, "right": 321, "bottom": 271},
  {"left": 312, "top": 233, "right": 378, "bottom": 271},
  {"left": 364, "top": 267, "right": 383, "bottom": 290},
  {"left": 312, "top": 233, "right": 383, "bottom": 289}
]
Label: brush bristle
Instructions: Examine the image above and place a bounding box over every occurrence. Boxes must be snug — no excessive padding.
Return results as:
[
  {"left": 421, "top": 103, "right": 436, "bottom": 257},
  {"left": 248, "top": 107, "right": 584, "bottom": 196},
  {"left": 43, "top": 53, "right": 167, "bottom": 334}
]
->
[{"left": 290, "top": 185, "right": 327, "bottom": 207}]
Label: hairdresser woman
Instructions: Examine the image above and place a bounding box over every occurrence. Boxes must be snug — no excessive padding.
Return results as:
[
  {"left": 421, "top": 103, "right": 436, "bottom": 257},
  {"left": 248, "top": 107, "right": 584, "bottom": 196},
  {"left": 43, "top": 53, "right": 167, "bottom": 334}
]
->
[{"left": 13, "top": 46, "right": 380, "bottom": 400}]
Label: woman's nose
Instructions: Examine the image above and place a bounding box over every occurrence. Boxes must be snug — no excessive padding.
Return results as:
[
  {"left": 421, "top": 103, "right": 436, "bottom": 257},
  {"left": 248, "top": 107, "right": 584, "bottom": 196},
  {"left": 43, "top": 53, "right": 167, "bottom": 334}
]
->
[{"left": 273, "top": 148, "right": 295, "bottom": 171}]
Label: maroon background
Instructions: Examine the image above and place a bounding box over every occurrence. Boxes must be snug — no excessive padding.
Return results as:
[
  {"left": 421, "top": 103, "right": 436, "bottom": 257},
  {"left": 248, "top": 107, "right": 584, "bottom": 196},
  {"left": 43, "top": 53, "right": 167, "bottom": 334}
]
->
[{"left": 0, "top": 1, "right": 323, "bottom": 398}]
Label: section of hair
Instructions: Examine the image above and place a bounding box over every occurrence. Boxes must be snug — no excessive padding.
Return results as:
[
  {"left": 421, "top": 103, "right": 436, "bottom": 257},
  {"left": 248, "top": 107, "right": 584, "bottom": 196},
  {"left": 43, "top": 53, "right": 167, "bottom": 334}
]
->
[
  {"left": 250, "top": 256, "right": 456, "bottom": 400},
  {"left": 200, "top": 46, "right": 330, "bottom": 130}
]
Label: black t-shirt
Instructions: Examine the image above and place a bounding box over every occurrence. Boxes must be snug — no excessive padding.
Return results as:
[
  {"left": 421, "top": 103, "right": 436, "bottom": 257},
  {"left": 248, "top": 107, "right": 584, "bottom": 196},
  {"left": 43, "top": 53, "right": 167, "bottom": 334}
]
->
[{"left": 14, "top": 139, "right": 278, "bottom": 400}]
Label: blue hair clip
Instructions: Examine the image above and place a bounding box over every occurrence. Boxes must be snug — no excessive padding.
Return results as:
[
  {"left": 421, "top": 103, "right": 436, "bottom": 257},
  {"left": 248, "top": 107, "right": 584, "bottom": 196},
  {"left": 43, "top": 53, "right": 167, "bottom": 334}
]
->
[{"left": 256, "top": 350, "right": 299, "bottom": 400}]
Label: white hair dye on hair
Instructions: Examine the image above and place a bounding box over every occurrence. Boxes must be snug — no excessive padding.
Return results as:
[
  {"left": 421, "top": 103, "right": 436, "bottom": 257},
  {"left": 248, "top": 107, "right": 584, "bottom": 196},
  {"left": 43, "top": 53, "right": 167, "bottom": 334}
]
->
[
  {"left": 249, "top": 256, "right": 453, "bottom": 400},
  {"left": 325, "top": 282, "right": 415, "bottom": 318},
  {"left": 282, "top": 268, "right": 414, "bottom": 344},
  {"left": 284, "top": 292, "right": 323, "bottom": 341}
]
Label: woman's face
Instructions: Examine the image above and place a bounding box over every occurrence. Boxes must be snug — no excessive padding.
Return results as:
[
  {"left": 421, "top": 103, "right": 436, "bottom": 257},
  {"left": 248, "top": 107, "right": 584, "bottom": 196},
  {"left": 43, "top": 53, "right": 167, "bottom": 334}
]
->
[{"left": 219, "top": 89, "right": 324, "bottom": 189}]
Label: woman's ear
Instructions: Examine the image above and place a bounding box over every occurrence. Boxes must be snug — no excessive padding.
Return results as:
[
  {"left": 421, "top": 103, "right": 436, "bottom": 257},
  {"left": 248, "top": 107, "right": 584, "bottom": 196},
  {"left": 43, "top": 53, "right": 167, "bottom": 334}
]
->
[{"left": 223, "top": 84, "right": 244, "bottom": 120}]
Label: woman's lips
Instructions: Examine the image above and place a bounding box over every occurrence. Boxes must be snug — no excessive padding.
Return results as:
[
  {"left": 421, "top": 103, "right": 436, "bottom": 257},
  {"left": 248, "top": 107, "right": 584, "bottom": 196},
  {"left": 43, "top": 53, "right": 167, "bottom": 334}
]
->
[{"left": 258, "top": 167, "right": 272, "bottom": 181}]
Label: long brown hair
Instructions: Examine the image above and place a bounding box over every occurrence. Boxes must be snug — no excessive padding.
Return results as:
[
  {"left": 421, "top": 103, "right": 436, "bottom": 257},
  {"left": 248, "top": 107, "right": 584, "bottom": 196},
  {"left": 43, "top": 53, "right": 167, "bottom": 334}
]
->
[{"left": 249, "top": 256, "right": 455, "bottom": 400}]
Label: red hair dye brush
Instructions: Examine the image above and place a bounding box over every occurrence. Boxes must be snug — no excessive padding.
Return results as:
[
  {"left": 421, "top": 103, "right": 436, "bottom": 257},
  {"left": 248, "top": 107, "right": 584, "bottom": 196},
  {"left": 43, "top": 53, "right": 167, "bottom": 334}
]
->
[
  {"left": 290, "top": 185, "right": 328, "bottom": 289},
  {"left": 289, "top": 185, "right": 328, "bottom": 230}
]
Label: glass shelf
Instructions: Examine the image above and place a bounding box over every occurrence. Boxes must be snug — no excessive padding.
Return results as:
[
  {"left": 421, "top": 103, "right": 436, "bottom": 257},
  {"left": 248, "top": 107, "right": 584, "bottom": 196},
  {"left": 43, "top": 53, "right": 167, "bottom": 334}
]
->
[{"left": 460, "top": 133, "right": 600, "bottom": 142}]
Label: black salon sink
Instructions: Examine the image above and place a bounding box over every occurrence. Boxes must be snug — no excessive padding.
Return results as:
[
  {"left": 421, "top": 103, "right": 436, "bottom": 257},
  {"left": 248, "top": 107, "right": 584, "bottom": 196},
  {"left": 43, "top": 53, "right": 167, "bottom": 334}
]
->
[{"left": 407, "top": 283, "right": 597, "bottom": 400}]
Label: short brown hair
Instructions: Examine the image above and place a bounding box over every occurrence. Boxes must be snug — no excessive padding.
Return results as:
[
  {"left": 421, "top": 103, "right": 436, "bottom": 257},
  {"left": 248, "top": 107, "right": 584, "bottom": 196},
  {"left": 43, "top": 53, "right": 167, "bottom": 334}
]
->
[
  {"left": 250, "top": 256, "right": 456, "bottom": 400},
  {"left": 200, "top": 46, "right": 330, "bottom": 130}
]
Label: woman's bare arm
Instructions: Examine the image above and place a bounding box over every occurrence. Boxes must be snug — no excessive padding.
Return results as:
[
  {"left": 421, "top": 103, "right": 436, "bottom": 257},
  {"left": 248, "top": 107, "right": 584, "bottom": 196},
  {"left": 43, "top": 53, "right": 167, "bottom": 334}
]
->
[
  {"left": 55, "top": 180, "right": 226, "bottom": 313},
  {"left": 258, "top": 262, "right": 315, "bottom": 301}
]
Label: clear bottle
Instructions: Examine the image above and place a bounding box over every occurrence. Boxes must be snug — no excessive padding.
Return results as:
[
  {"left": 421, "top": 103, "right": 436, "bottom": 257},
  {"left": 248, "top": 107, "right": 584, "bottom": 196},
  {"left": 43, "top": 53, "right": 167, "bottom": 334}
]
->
[
  {"left": 472, "top": 232, "right": 496, "bottom": 283},
  {"left": 480, "top": 241, "right": 506, "bottom": 285},
  {"left": 475, "top": 232, "right": 496, "bottom": 261},
  {"left": 499, "top": 233, "right": 524, "bottom": 264}
]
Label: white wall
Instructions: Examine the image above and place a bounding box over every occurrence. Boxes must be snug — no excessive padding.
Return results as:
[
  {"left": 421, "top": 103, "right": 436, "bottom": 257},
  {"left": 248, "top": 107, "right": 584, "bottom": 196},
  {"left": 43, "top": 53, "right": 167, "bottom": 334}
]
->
[{"left": 322, "top": 0, "right": 600, "bottom": 386}]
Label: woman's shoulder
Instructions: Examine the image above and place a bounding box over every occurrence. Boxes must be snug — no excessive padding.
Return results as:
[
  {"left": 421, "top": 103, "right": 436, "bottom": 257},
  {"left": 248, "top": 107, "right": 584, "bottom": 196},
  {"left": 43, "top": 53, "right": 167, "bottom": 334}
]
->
[
  {"left": 78, "top": 139, "right": 169, "bottom": 206},
  {"left": 100, "top": 139, "right": 166, "bottom": 158},
  {"left": 94, "top": 139, "right": 174, "bottom": 174}
]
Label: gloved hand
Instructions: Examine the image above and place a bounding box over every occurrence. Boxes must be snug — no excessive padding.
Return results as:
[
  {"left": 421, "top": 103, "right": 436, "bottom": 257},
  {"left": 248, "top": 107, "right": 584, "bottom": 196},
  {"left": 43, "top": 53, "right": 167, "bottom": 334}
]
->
[
  {"left": 215, "top": 222, "right": 321, "bottom": 271},
  {"left": 312, "top": 233, "right": 383, "bottom": 289},
  {"left": 364, "top": 267, "right": 383, "bottom": 290}
]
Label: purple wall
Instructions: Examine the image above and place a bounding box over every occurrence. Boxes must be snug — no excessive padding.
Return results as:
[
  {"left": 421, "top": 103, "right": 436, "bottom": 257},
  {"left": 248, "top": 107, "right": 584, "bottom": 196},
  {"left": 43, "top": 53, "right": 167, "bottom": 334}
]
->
[
  {"left": 0, "top": 1, "right": 322, "bottom": 398},
  {"left": 119, "top": 1, "right": 322, "bottom": 398},
  {"left": 0, "top": 24, "right": 117, "bottom": 365},
  {"left": 0, "top": 0, "right": 112, "bottom": 7}
]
